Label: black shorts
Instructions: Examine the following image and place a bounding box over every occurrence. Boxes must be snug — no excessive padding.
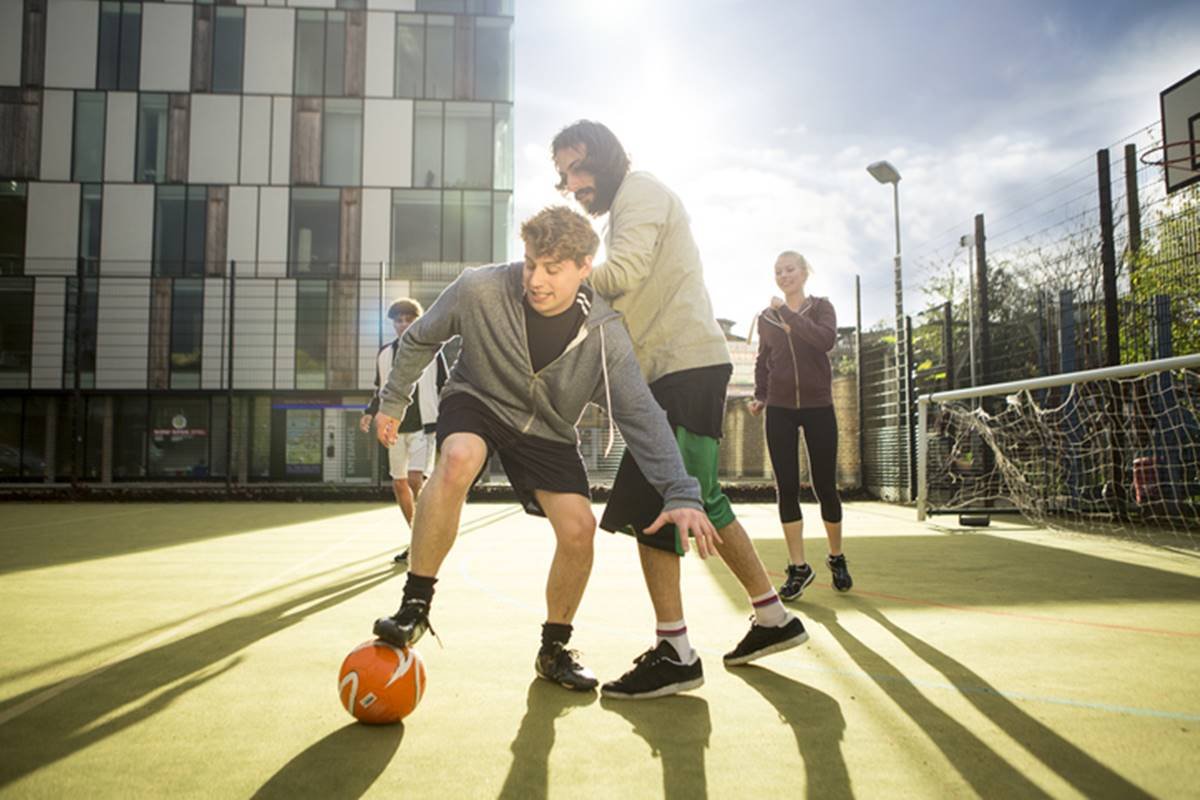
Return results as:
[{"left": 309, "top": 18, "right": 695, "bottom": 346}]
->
[
  {"left": 600, "top": 364, "right": 736, "bottom": 553},
  {"left": 436, "top": 392, "right": 590, "bottom": 517}
]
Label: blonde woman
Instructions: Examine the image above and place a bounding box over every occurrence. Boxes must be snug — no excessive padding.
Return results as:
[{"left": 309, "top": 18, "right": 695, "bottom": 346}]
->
[{"left": 750, "top": 251, "right": 852, "bottom": 599}]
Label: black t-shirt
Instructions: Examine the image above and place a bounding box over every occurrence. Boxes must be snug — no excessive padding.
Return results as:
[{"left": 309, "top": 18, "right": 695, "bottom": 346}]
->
[
  {"left": 399, "top": 385, "right": 422, "bottom": 432},
  {"left": 524, "top": 287, "right": 591, "bottom": 373}
]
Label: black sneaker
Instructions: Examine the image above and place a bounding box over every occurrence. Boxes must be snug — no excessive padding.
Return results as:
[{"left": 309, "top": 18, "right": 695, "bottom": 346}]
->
[
  {"left": 723, "top": 616, "right": 809, "bottom": 666},
  {"left": 393, "top": 548, "right": 410, "bottom": 564},
  {"left": 827, "top": 553, "right": 853, "bottom": 592},
  {"left": 779, "top": 563, "right": 815, "bottom": 601},
  {"left": 535, "top": 643, "right": 599, "bottom": 692},
  {"left": 601, "top": 641, "right": 703, "bottom": 700},
  {"left": 373, "top": 598, "right": 432, "bottom": 648}
]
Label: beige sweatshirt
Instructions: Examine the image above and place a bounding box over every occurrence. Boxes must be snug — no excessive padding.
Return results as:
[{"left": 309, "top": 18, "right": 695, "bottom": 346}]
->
[{"left": 588, "top": 171, "right": 731, "bottom": 384}]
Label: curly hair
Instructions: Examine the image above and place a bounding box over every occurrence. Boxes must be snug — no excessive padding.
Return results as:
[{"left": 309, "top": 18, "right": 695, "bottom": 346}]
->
[{"left": 520, "top": 206, "right": 600, "bottom": 265}]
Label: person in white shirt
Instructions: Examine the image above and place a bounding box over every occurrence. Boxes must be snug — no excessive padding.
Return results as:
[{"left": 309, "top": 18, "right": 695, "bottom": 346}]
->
[{"left": 361, "top": 298, "right": 445, "bottom": 563}]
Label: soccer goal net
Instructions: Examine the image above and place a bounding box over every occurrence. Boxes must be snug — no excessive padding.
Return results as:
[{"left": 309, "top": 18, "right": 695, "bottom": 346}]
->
[{"left": 917, "top": 353, "right": 1200, "bottom": 536}]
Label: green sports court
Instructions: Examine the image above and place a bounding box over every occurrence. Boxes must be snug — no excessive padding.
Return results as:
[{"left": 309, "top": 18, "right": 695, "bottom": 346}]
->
[{"left": 1, "top": 500, "right": 1196, "bottom": 798}]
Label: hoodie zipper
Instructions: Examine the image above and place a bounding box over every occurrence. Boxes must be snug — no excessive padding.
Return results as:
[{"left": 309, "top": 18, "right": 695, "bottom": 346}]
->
[{"left": 765, "top": 308, "right": 802, "bottom": 407}]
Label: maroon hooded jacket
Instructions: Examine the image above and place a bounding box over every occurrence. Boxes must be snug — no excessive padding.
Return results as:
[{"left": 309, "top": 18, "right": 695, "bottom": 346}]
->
[{"left": 754, "top": 297, "right": 837, "bottom": 409}]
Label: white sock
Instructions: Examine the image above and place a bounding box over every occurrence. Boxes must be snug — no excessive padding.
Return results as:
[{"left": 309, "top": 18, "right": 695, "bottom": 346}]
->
[
  {"left": 656, "top": 619, "right": 696, "bottom": 663},
  {"left": 751, "top": 590, "right": 790, "bottom": 627}
]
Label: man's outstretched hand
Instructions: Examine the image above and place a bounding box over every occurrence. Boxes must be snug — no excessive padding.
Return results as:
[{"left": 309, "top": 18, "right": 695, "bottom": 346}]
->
[
  {"left": 374, "top": 412, "right": 401, "bottom": 447},
  {"left": 644, "top": 507, "right": 723, "bottom": 559}
]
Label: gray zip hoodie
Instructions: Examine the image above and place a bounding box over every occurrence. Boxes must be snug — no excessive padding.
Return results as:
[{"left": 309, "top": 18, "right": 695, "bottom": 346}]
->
[{"left": 377, "top": 262, "right": 703, "bottom": 513}]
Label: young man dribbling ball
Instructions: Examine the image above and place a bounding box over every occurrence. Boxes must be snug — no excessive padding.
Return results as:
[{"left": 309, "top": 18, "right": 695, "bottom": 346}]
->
[{"left": 369, "top": 205, "right": 719, "bottom": 692}]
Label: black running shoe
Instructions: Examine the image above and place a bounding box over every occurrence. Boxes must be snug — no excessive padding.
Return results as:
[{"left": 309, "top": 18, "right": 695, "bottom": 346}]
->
[
  {"left": 601, "top": 641, "right": 703, "bottom": 700},
  {"left": 723, "top": 615, "right": 809, "bottom": 666},
  {"left": 373, "top": 598, "right": 432, "bottom": 647},
  {"left": 535, "top": 643, "right": 599, "bottom": 692},
  {"left": 779, "top": 563, "right": 815, "bottom": 601},
  {"left": 393, "top": 548, "right": 410, "bottom": 564},
  {"left": 827, "top": 553, "right": 853, "bottom": 592}
]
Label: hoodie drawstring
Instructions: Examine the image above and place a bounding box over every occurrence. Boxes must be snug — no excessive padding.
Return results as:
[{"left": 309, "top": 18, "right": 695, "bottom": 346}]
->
[{"left": 599, "top": 324, "right": 615, "bottom": 458}]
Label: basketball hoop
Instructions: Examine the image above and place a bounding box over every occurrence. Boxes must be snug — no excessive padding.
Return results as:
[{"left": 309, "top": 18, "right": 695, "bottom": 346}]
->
[{"left": 1139, "top": 140, "right": 1200, "bottom": 173}]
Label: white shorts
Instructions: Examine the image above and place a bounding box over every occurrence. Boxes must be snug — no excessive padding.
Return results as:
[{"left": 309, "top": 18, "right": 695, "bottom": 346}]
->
[{"left": 388, "top": 430, "right": 434, "bottom": 479}]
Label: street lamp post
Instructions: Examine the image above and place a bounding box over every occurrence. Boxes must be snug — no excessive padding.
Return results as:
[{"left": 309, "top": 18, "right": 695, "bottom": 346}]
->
[{"left": 867, "top": 160, "right": 913, "bottom": 500}]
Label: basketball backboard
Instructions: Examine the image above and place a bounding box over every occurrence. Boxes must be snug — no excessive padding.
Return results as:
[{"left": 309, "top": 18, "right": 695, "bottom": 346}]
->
[{"left": 1158, "top": 67, "right": 1200, "bottom": 194}]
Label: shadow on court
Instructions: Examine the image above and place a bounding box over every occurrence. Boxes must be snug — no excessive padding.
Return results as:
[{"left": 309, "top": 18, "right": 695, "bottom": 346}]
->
[
  {"left": 725, "top": 665, "right": 852, "bottom": 799},
  {"left": 497, "top": 679, "right": 597, "bottom": 800},
  {"left": 852, "top": 600, "right": 1154, "bottom": 799},
  {"left": 0, "top": 503, "right": 379, "bottom": 575},
  {"left": 737, "top": 534, "right": 1200, "bottom": 608},
  {"left": 599, "top": 695, "right": 711, "bottom": 800},
  {"left": 0, "top": 566, "right": 395, "bottom": 790},
  {"left": 253, "top": 722, "right": 405, "bottom": 800}
]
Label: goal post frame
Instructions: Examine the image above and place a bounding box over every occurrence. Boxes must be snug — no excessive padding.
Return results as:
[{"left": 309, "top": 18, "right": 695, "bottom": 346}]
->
[{"left": 916, "top": 353, "right": 1200, "bottom": 521}]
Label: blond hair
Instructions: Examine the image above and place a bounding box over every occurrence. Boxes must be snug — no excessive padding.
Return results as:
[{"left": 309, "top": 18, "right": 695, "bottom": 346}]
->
[{"left": 777, "top": 250, "right": 813, "bottom": 275}]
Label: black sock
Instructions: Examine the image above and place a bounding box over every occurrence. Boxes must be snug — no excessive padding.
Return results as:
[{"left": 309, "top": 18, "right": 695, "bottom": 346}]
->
[
  {"left": 540, "top": 622, "right": 572, "bottom": 650},
  {"left": 402, "top": 573, "right": 437, "bottom": 606}
]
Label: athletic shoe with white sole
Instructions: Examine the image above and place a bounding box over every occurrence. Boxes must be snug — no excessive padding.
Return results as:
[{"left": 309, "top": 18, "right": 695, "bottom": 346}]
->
[
  {"left": 601, "top": 641, "right": 703, "bottom": 700},
  {"left": 723, "top": 615, "right": 809, "bottom": 666},
  {"left": 779, "top": 562, "right": 815, "bottom": 601}
]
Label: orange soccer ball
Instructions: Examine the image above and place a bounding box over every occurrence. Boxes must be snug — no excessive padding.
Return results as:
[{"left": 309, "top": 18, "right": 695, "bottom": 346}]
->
[{"left": 338, "top": 639, "right": 427, "bottom": 724}]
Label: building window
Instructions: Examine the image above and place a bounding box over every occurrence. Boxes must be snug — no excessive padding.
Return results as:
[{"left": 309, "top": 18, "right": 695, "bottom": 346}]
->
[
  {"left": 73, "top": 92, "right": 106, "bottom": 183},
  {"left": 414, "top": 101, "right": 442, "bottom": 188},
  {"left": 295, "top": 10, "right": 348, "bottom": 97},
  {"left": 0, "top": 89, "right": 41, "bottom": 180},
  {"left": 390, "top": 189, "right": 503, "bottom": 277},
  {"left": 79, "top": 184, "right": 102, "bottom": 272},
  {"left": 425, "top": 16, "right": 453, "bottom": 99},
  {"left": 290, "top": 188, "right": 341, "bottom": 276},
  {"left": 0, "top": 397, "right": 20, "bottom": 479},
  {"left": 322, "top": 99, "right": 362, "bottom": 187},
  {"left": 416, "top": 0, "right": 464, "bottom": 11},
  {"left": 97, "top": 1, "right": 142, "bottom": 92},
  {"left": 212, "top": 8, "right": 245, "bottom": 93},
  {"left": 444, "top": 102, "right": 491, "bottom": 188},
  {"left": 64, "top": 277, "right": 98, "bottom": 389},
  {"left": 154, "top": 186, "right": 207, "bottom": 277},
  {"left": 394, "top": 15, "right": 424, "bottom": 98},
  {"left": 493, "top": 103, "right": 513, "bottom": 191},
  {"left": 0, "top": 279, "right": 34, "bottom": 388},
  {"left": 474, "top": 17, "right": 512, "bottom": 101},
  {"left": 170, "top": 280, "right": 203, "bottom": 389},
  {"left": 0, "top": 182, "right": 26, "bottom": 276},
  {"left": 295, "top": 282, "right": 329, "bottom": 389},
  {"left": 391, "top": 190, "right": 441, "bottom": 274},
  {"left": 493, "top": 190, "right": 511, "bottom": 262},
  {"left": 114, "top": 396, "right": 148, "bottom": 479},
  {"left": 136, "top": 94, "right": 168, "bottom": 183},
  {"left": 149, "top": 396, "right": 211, "bottom": 478}
]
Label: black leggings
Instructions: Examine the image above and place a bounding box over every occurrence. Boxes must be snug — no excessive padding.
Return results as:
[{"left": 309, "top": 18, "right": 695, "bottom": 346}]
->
[{"left": 765, "top": 405, "right": 843, "bottom": 524}]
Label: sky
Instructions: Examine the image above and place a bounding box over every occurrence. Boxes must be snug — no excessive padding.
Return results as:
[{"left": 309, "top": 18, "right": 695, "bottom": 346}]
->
[{"left": 510, "top": 0, "right": 1200, "bottom": 336}]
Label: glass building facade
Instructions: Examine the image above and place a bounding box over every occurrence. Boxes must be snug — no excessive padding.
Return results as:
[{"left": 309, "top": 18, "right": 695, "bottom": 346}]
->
[{"left": 0, "top": 0, "right": 515, "bottom": 484}]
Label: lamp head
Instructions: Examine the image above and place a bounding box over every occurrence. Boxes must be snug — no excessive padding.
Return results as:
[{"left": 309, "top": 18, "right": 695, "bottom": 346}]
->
[{"left": 867, "top": 160, "right": 901, "bottom": 184}]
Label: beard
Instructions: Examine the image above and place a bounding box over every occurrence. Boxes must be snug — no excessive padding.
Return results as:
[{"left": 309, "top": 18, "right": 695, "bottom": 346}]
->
[{"left": 579, "top": 171, "right": 621, "bottom": 216}]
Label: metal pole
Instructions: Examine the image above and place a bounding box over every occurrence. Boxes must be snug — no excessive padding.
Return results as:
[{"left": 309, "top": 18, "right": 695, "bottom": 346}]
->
[
  {"left": 1097, "top": 149, "right": 1120, "bottom": 368},
  {"left": 917, "top": 396, "right": 929, "bottom": 521},
  {"left": 225, "top": 260, "right": 236, "bottom": 492},
  {"left": 960, "top": 234, "right": 978, "bottom": 388},
  {"left": 72, "top": 256, "right": 85, "bottom": 488}
]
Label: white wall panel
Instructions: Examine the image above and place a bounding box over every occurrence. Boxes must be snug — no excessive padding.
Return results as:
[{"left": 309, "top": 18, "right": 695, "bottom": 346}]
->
[
  {"left": 201, "top": 278, "right": 230, "bottom": 389},
  {"left": 365, "top": 12, "right": 394, "bottom": 98},
  {"left": 270, "top": 96, "right": 292, "bottom": 185},
  {"left": 358, "top": 278, "right": 385, "bottom": 390},
  {"left": 104, "top": 92, "right": 137, "bottom": 182},
  {"left": 244, "top": 8, "right": 294, "bottom": 95},
  {"left": 363, "top": 99, "right": 412, "bottom": 188},
  {"left": 44, "top": 0, "right": 98, "bottom": 89},
  {"left": 257, "top": 187, "right": 289, "bottom": 277},
  {"left": 100, "top": 185, "right": 154, "bottom": 276},
  {"left": 140, "top": 3, "right": 192, "bottom": 91},
  {"left": 0, "top": 0, "right": 23, "bottom": 86},
  {"left": 227, "top": 187, "right": 259, "bottom": 268},
  {"left": 39, "top": 91, "right": 74, "bottom": 181},
  {"left": 232, "top": 281, "right": 276, "bottom": 389},
  {"left": 31, "top": 278, "right": 66, "bottom": 389},
  {"left": 274, "top": 280, "right": 296, "bottom": 389},
  {"left": 95, "top": 278, "right": 150, "bottom": 388},
  {"left": 367, "top": 0, "right": 416, "bottom": 10},
  {"left": 189, "top": 95, "right": 241, "bottom": 184},
  {"left": 239, "top": 96, "right": 272, "bottom": 184},
  {"left": 360, "top": 188, "right": 391, "bottom": 267},
  {"left": 26, "top": 183, "right": 79, "bottom": 275}
]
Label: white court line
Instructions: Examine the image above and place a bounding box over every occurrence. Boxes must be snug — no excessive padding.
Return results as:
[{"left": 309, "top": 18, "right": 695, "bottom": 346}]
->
[{"left": 0, "top": 511, "right": 388, "bottom": 727}]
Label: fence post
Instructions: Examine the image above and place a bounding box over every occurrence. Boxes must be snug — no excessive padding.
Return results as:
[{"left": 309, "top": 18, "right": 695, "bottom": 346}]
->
[
  {"left": 855, "top": 275, "right": 864, "bottom": 489},
  {"left": 1124, "top": 143, "right": 1142, "bottom": 261},
  {"left": 1097, "top": 149, "right": 1120, "bottom": 367},
  {"left": 226, "top": 259, "right": 236, "bottom": 492},
  {"left": 72, "top": 255, "right": 85, "bottom": 488},
  {"left": 904, "top": 315, "right": 917, "bottom": 502},
  {"left": 941, "top": 301, "right": 954, "bottom": 391},
  {"left": 1151, "top": 294, "right": 1173, "bottom": 359},
  {"left": 974, "top": 214, "right": 990, "bottom": 387},
  {"left": 1058, "top": 289, "right": 1077, "bottom": 373}
]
